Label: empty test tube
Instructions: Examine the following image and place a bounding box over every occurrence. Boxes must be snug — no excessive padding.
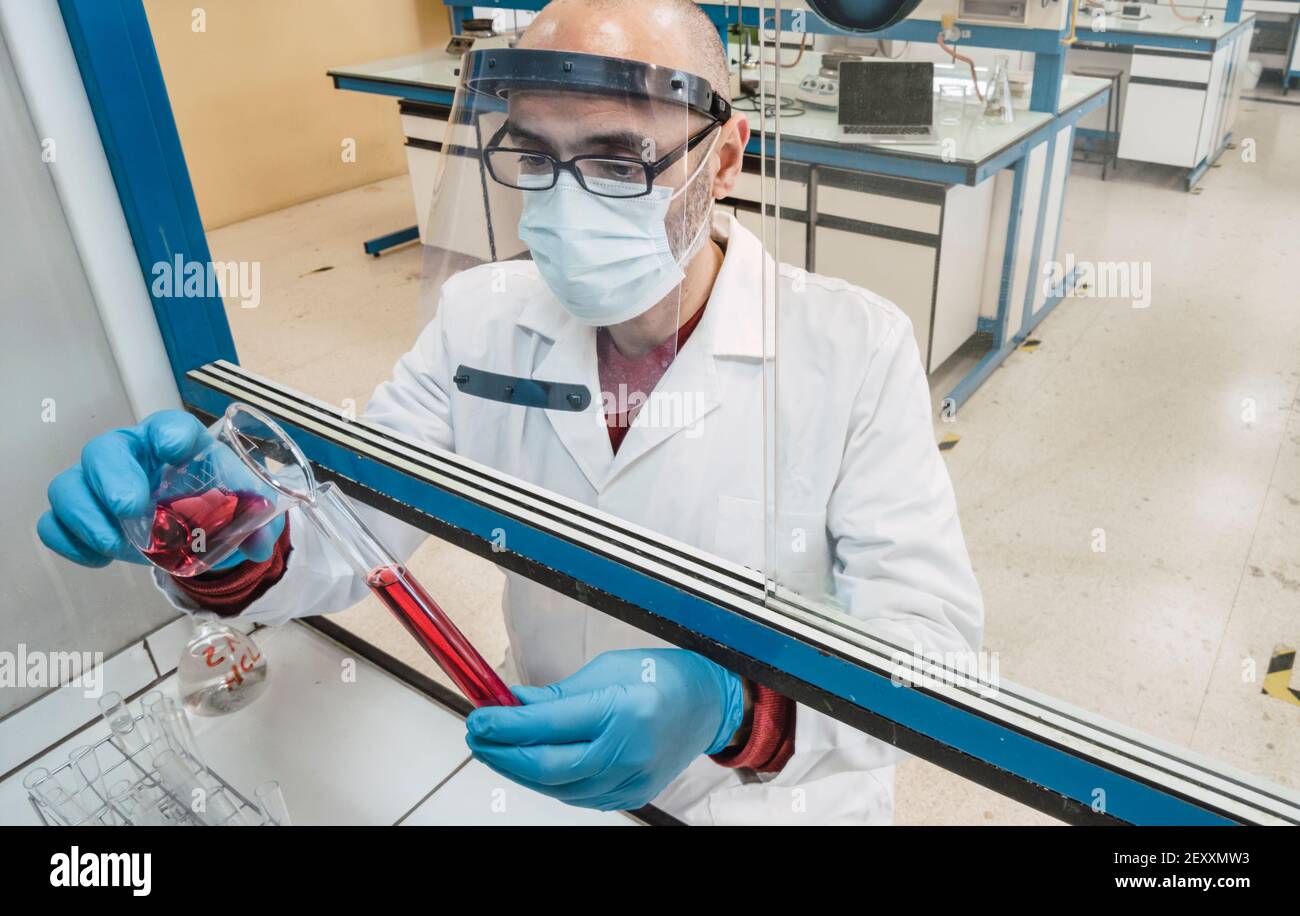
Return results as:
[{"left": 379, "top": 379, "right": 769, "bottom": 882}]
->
[
  {"left": 98, "top": 691, "right": 147, "bottom": 757},
  {"left": 109, "top": 778, "right": 169, "bottom": 826},
  {"left": 139, "top": 690, "right": 169, "bottom": 760},
  {"left": 69, "top": 745, "right": 110, "bottom": 816},
  {"left": 255, "top": 780, "right": 292, "bottom": 826},
  {"left": 152, "top": 748, "right": 243, "bottom": 826},
  {"left": 24, "top": 765, "right": 90, "bottom": 825}
]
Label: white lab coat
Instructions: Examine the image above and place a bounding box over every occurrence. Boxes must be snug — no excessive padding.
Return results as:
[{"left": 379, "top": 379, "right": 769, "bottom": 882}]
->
[{"left": 156, "top": 211, "right": 983, "bottom": 825}]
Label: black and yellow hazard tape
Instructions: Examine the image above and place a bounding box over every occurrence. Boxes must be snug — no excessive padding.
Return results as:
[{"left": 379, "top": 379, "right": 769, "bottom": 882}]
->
[
  {"left": 1020, "top": 338, "right": 1042, "bottom": 351},
  {"left": 938, "top": 433, "right": 960, "bottom": 452},
  {"left": 1262, "top": 646, "right": 1300, "bottom": 706}
]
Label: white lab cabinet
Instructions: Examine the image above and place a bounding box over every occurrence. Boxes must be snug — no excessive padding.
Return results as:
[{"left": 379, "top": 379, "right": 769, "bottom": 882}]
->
[
  {"left": 400, "top": 102, "right": 445, "bottom": 244},
  {"left": 1071, "top": 9, "right": 1254, "bottom": 180},
  {"left": 1118, "top": 47, "right": 1225, "bottom": 168},
  {"left": 726, "top": 157, "right": 996, "bottom": 373}
]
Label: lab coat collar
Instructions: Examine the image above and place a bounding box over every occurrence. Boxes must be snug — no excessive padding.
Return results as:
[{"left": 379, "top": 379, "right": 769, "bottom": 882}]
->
[
  {"left": 531, "top": 315, "right": 612, "bottom": 492},
  {"left": 522, "top": 209, "right": 773, "bottom": 492},
  {"left": 516, "top": 273, "right": 570, "bottom": 341},
  {"left": 703, "top": 209, "right": 774, "bottom": 362}
]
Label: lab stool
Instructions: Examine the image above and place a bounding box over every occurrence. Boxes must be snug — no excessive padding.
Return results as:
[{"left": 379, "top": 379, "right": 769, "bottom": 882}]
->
[{"left": 1070, "top": 67, "right": 1122, "bottom": 180}]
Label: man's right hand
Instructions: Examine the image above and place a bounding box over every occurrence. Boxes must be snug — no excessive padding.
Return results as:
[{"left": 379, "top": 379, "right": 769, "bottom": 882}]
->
[{"left": 37, "top": 410, "right": 280, "bottom": 571}]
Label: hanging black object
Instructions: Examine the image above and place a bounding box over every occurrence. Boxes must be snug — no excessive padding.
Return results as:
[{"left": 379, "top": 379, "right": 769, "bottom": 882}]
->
[{"left": 803, "top": 0, "right": 925, "bottom": 32}]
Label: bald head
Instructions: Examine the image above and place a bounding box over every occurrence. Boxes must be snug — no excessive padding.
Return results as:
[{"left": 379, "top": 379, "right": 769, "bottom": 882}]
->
[{"left": 519, "top": 0, "right": 731, "bottom": 103}]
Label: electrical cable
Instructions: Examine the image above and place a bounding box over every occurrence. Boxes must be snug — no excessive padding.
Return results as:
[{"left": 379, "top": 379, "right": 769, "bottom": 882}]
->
[{"left": 733, "top": 91, "right": 806, "bottom": 118}]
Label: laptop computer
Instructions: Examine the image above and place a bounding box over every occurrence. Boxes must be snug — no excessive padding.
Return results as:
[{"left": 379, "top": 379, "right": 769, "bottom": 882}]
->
[{"left": 836, "top": 60, "right": 937, "bottom": 144}]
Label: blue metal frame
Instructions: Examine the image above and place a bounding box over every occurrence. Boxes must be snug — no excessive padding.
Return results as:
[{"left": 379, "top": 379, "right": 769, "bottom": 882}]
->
[
  {"left": 942, "top": 91, "right": 1101, "bottom": 409},
  {"left": 58, "top": 0, "right": 237, "bottom": 387},
  {"left": 1187, "top": 130, "right": 1234, "bottom": 189},
  {"left": 363, "top": 225, "right": 420, "bottom": 257},
  {"left": 1283, "top": 10, "right": 1300, "bottom": 92},
  {"left": 1020, "top": 130, "right": 1057, "bottom": 330},
  {"left": 331, "top": 73, "right": 455, "bottom": 106},
  {"left": 61, "top": 0, "right": 1268, "bottom": 824}
]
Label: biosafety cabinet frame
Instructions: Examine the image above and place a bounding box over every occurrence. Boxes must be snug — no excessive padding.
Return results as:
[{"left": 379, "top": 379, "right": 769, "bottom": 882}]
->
[{"left": 54, "top": 0, "right": 1299, "bottom": 826}]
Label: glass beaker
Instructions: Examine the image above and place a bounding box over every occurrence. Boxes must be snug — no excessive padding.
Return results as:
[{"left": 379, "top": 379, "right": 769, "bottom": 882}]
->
[
  {"left": 121, "top": 404, "right": 311, "bottom": 577},
  {"left": 937, "top": 83, "right": 967, "bottom": 125}
]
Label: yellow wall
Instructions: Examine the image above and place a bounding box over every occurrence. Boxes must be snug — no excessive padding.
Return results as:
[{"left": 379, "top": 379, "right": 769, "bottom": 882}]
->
[{"left": 144, "top": 0, "right": 449, "bottom": 229}]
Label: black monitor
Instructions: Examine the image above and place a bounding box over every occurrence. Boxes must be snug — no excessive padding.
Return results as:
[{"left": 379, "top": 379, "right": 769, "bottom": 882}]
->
[{"left": 837, "top": 61, "right": 934, "bottom": 127}]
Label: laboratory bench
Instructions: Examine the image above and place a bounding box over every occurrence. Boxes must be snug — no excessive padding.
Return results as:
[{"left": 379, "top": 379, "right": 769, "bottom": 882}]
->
[
  {"left": 0, "top": 615, "right": 639, "bottom": 826},
  {"left": 1231, "top": 0, "right": 1300, "bottom": 90},
  {"left": 1070, "top": 6, "right": 1256, "bottom": 188},
  {"left": 329, "top": 47, "right": 1109, "bottom": 409}
]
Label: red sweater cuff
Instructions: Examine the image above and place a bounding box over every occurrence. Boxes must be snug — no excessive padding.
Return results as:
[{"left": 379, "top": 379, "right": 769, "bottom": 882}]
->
[
  {"left": 171, "top": 518, "right": 293, "bottom": 617},
  {"left": 709, "top": 682, "right": 796, "bottom": 773}
]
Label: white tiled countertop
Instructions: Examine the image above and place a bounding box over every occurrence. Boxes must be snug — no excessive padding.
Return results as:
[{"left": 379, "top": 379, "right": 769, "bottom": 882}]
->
[{"left": 0, "top": 620, "right": 634, "bottom": 827}]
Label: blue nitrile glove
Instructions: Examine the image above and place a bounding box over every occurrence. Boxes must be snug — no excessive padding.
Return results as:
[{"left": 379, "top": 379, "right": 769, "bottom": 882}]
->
[
  {"left": 37, "top": 410, "right": 283, "bottom": 571},
  {"left": 465, "top": 648, "right": 747, "bottom": 811}
]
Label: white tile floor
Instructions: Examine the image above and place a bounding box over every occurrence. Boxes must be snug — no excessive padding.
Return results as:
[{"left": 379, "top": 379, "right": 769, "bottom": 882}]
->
[{"left": 205, "top": 92, "right": 1300, "bottom": 824}]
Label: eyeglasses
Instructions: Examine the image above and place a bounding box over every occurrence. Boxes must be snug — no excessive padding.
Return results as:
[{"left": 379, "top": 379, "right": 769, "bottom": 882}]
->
[{"left": 482, "top": 121, "right": 721, "bottom": 199}]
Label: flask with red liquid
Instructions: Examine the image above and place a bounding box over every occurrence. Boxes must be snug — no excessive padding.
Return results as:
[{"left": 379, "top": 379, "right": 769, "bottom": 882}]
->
[{"left": 120, "top": 404, "right": 308, "bottom": 577}]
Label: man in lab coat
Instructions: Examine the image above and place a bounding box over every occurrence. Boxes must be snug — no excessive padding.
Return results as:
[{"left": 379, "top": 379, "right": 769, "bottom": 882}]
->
[{"left": 38, "top": 0, "right": 982, "bottom": 824}]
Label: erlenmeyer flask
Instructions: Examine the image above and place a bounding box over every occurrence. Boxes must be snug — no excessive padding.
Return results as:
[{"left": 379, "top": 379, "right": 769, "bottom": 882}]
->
[
  {"left": 983, "top": 54, "right": 1014, "bottom": 124},
  {"left": 177, "top": 619, "right": 269, "bottom": 715}
]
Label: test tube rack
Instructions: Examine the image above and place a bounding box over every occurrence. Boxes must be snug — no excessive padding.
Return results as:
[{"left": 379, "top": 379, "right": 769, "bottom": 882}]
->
[{"left": 25, "top": 715, "right": 275, "bottom": 827}]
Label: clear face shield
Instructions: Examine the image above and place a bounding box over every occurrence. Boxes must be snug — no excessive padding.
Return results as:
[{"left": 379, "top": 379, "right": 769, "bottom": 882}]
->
[{"left": 419, "top": 47, "right": 731, "bottom": 506}]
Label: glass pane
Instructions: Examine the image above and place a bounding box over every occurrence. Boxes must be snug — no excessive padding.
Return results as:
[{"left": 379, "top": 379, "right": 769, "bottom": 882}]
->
[
  {"left": 1, "top": 29, "right": 177, "bottom": 716},
  {"left": 127, "top": 0, "right": 1298, "bottom": 824},
  {"left": 754, "top": 0, "right": 1298, "bottom": 812}
]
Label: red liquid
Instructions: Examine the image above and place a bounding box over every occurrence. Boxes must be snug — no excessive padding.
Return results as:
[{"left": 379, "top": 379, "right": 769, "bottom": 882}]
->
[
  {"left": 141, "top": 488, "right": 273, "bottom": 576},
  {"left": 367, "top": 565, "right": 520, "bottom": 708}
]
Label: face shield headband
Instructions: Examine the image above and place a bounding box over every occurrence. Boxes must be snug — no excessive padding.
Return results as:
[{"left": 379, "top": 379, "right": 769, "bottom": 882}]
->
[{"left": 455, "top": 48, "right": 732, "bottom": 126}]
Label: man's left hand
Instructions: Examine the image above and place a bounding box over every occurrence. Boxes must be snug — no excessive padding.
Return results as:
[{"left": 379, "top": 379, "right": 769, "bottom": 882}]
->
[{"left": 465, "top": 648, "right": 746, "bottom": 811}]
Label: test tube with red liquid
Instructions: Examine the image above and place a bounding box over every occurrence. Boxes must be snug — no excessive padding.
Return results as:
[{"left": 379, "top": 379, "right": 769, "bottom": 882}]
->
[{"left": 306, "top": 482, "right": 519, "bottom": 708}]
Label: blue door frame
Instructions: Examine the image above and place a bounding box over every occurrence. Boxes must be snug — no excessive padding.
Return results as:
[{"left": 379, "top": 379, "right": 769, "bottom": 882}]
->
[{"left": 57, "top": 0, "right": 1292, "bottom": 826}]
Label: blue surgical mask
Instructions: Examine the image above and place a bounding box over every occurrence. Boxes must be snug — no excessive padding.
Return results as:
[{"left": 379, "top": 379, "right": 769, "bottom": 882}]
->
[{"left": 517, "top": 138, "right": 717, "bottom": 326}]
